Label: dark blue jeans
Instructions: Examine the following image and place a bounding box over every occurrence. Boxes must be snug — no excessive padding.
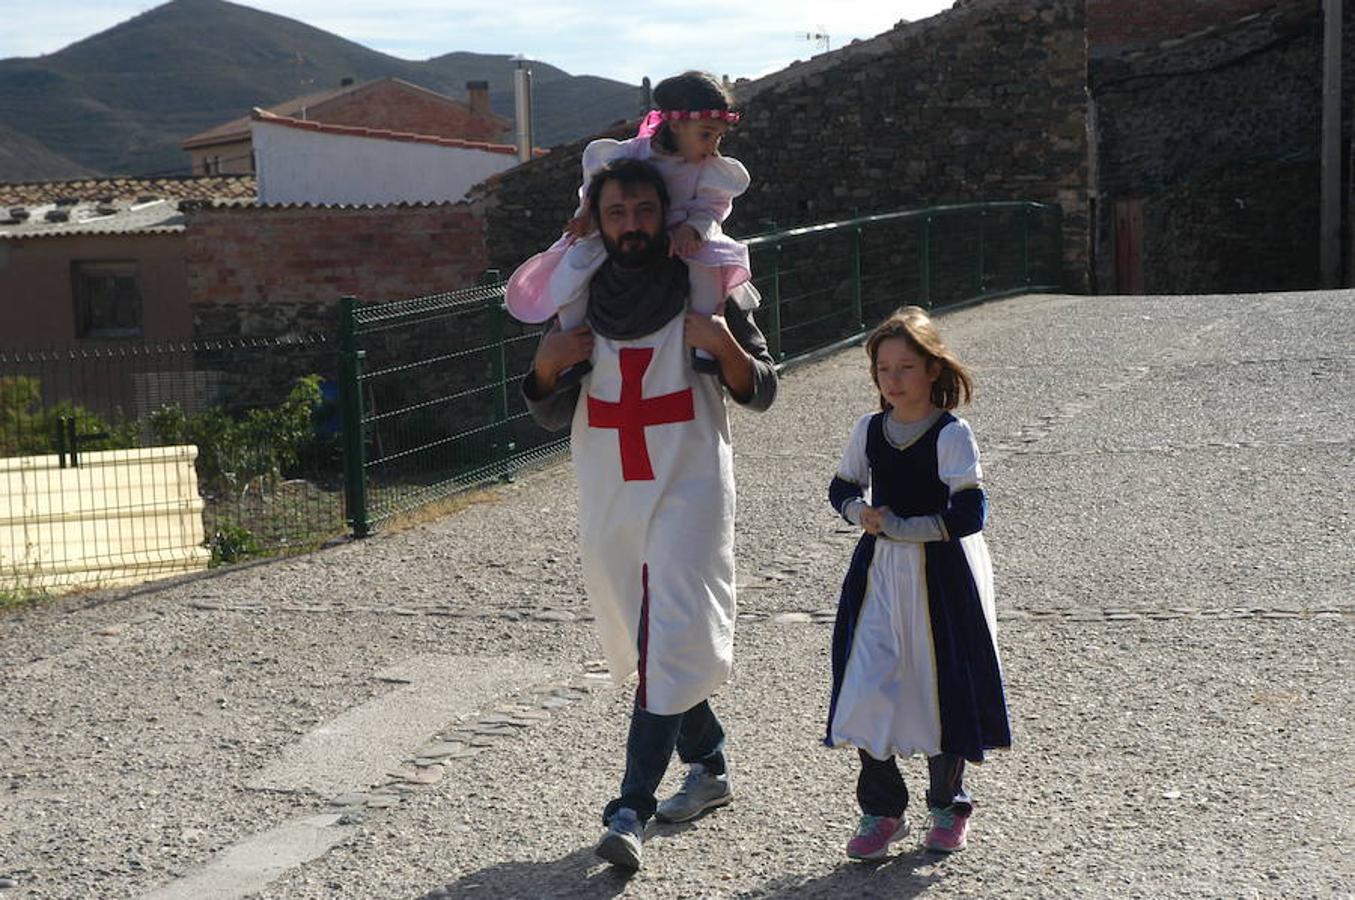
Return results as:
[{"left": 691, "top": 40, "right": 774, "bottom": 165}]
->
[
  {"left": 602, "top": 692, "right": 726, "bottom": 825},
  {"left": 856, "top": 749, "right": 973, "bottom": 818}
]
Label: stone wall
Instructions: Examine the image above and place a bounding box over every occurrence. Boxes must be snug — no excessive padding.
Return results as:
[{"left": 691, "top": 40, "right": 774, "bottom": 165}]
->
[
  {"left": 1143, "top": 161, "right": 1318, "bottom": 294},
  {"left": 475, "top": 0, "right": 1091, "bottom": 292},
  {"left": 1089, "top": 0, "right": 1343, "bottom": 292}
]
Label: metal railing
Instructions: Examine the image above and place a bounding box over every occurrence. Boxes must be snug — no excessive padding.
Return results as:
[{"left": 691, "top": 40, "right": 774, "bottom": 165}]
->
[
  {"left": 338, "top": 201, "right": 1064, "bottom": 537},
  {"left": 743, "top": 201, "right": 1063, "bottom": 361}
]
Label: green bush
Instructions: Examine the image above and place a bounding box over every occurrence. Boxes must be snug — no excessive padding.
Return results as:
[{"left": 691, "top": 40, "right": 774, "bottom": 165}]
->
[
  {"left": 147, "top": 374, "right": 327, "bottom": 495},
  {"left": 207, "top": 522, "right": 262, "bottom": 565},
  {"left": 0, "top": 376, "right": 138, "bottom": 457}
]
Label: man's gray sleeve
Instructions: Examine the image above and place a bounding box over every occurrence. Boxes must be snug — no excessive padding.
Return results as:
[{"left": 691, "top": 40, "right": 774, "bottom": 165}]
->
[{"left": 723, "top": 300, "right": 778, "bottom": 412}]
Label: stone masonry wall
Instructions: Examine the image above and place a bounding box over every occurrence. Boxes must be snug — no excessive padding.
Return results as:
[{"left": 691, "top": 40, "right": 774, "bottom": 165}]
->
[
  {"left": 475, "top": 0, "right": 1091, "bottom": 292},
  {"left": 1089, "top": 1, "right": 1346, "bottom": 292}
]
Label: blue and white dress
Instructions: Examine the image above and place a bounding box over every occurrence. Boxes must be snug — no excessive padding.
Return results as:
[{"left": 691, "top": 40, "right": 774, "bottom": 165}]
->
[{"left": 826, "top": 411, "right": 1011, "bottom": 762}]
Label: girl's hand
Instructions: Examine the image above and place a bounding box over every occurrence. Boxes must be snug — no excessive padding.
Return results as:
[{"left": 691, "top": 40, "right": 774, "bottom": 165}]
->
[
  {"left": 669, "top": 224, "right": 703, "bottom": 258},
  {"left": 531, "top": 321, "right": 594, "bottom": 393},
  {"left": 683, "top": 311, "right": 734, "bottom": 358},
  {"left": 860, "top": 505, "right": 892, "bottom": 535}
]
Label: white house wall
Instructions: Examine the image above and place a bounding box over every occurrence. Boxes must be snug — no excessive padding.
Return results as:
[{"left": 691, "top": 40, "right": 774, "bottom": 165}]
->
[{"left": 251, "top": 120, "right": 518, "bottom": 205}]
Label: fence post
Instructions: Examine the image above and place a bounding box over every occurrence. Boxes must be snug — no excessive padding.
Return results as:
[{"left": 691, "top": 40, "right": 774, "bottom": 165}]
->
[
  {"left": 851, "top": 227, "right": 864, "bottom": 332},
  {"left": 1052, "top": 205, "right": 1066, "bottom": 290},
  {"left": 976, "top": 209, "right": 986, "bottom": 295},
  {"left": 1021, "top": 204, "right": 1032, "bottom": 287},
  {"left": 56, "top": 416, "right": 68, "bottom": 469},
  {"left": 919, "top": 217, "right": 932, "bottom": 308},
  {"left": 768, "top": 244, "right": 784, "bottom": 362},
  {"left": 338, "top": 294, "right": 370, "bottom": 538},
  {"left": 486, "top": 284, "right": 513, "bottom": 480}
]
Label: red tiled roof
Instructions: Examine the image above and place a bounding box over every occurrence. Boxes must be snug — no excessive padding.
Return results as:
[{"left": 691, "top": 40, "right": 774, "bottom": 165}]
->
[
  {"left": 252, "top": 109, "right": 545, "bottom": 158},
  {"left": 0, "top": 175, "right": 256, "bottom": 207},
  {"left": 182, "top": 77, "right": 511, "bottom": 149}
]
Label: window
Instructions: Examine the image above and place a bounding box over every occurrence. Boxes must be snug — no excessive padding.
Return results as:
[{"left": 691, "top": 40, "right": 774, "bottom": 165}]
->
[{"left": 71, "top": 261, "right": 143, "bottom": 338}]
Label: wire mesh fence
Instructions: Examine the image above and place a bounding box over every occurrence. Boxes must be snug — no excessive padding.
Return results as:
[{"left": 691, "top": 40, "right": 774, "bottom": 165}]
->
[
  {"left": 744, "top": 201, "right": 1063, "bottom": 361},
  {"left": 339, "top": 282, "right": 561, "bottom": 533},
  {"left": 2, "top": 200, "right": 1062, "bottom": 593},
  {"left": 0, "top": 335, "right": 345, "bottom": 595},
  {"left": 339, "top": 200, "right": 1063, "bottom": 536}
]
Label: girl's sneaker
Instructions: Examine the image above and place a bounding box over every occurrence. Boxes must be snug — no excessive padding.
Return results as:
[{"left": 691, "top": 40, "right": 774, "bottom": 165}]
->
[
  {"left": 923, "top": 805, "right": 969, "bottom": 852},
  {"left": 845, "top": 814, "right": 910, "bottom": 860}
]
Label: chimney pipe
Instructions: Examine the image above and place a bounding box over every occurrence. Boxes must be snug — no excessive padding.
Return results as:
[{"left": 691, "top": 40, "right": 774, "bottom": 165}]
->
[
  {"left": 513, "top": 60, "right": 534, "bottom": 163},
  {"left": 466, "top": 80, "right": 490, "bottom": 118}
]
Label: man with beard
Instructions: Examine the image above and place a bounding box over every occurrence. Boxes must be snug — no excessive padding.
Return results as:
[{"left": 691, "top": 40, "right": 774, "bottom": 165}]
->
[{"left": 523, "top": 158, "right": 777, "bottom": 870}]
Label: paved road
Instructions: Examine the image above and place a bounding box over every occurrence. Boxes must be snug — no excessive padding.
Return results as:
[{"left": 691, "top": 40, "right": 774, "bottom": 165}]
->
[{"left": 1, "top": 291, "right": 1351, "bottom": 899}]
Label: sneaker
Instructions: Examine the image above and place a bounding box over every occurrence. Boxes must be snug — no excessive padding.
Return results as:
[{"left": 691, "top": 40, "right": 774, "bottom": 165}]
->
[
  {"left": 595, "top": 807, "right": 643, "bottom": 869},
  {"left": 923, "top": 805, "right": 969, "bottom": 853},
  {"left": 654, "top": 763, "right": 733, "bottom": 823},
  {"left": 845, "top": 814, "right": 910, "bottom": 860}
]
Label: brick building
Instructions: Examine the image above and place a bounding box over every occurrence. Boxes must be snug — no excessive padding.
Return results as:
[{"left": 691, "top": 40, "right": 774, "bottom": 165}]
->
[
  {"left": 182, "top": 199, "right": 489, "bottom": 336},
  {"left": 250, "top": 110, "right": 528, "bottom": 205},
  {"left": 181, "top": 78, "right": 512, "bottom": 176},
  {"left": 0, "top": 176, "right": 256, "bottom": 343}
]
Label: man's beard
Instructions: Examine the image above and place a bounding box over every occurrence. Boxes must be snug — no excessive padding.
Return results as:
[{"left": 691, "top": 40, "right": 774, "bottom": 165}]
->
[{"left": 601, "top": 229, "right": 667, "bottom": 268}]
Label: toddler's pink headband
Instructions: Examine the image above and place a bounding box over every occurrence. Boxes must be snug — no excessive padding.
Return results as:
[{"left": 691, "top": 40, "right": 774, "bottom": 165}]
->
[{"left": 637, "top": 108, "right": 742, "bottom": 138}]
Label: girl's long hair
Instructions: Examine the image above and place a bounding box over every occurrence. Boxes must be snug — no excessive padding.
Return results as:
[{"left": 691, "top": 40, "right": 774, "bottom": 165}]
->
[{"left": 865, "top": 306, "right": 974, "bottom": 411}]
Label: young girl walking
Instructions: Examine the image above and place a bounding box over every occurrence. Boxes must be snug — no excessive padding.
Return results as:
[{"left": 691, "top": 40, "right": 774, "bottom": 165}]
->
[
  {"left": 825, "top": 306, "right": 1011, "bottom": 859},
  {"left": 505, "top": 70, "right": 754, "bottom": 379}
]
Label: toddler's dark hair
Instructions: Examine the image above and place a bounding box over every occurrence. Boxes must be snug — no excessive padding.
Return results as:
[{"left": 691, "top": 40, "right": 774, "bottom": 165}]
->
[{"left": 651, "top": 71, "right": 735, "bottom": 155}]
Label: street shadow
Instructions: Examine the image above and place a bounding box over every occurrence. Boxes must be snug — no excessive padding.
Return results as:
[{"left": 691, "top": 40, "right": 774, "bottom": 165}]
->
[
  {"left": 734, "top": 847, "right": 944, "bottom": 899},
  {"left": 416, "top": 846, "right": 633, "bottom": 899}
]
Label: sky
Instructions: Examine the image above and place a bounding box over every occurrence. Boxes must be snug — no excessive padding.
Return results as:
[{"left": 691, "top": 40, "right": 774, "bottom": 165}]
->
[{"left": 0, "top": 0, "right": 955, "bottom": 84}]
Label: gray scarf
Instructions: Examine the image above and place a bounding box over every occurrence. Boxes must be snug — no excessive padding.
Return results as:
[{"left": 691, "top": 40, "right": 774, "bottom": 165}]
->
[{"left": 586, "top": 255, "right": 690, "bottom": 340}]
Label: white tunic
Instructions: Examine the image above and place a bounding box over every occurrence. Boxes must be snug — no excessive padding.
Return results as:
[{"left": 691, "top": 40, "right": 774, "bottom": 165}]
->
[{"left": 572, "top": 312, "right": 737, "bottom": 715}]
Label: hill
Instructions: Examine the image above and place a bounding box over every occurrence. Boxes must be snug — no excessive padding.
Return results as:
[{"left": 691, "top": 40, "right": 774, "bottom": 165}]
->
[
  {"left": 0, "top": 0, "right": 643, "bottom": 180},
  {"left": 0, "top": 122, "right": 99, "bottom": 181}
]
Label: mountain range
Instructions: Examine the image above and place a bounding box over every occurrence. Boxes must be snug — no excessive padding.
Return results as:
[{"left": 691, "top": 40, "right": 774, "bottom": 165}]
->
[{"left": 0, "top": 0, "right": 644, "bottom": 182}]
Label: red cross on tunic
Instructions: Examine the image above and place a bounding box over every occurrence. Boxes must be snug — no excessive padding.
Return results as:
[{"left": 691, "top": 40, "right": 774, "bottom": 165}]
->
[{"left": 587, "top": 347, "right": 695, "bottom": 482}]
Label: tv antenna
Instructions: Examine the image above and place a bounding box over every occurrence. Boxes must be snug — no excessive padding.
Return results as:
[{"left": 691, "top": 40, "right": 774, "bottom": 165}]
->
[{"left": 800, "top": 26, "right": 830, "bottom": 53}]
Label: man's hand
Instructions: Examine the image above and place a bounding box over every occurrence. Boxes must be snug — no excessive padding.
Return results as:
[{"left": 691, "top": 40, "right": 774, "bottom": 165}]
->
[
  {"left": 530, "top": 322, "right": 594, "bottom": 394},
  {"left": 859, "top": 505, "right": 892, "bottom": 536},
  {"left": 684, "top": 311, "right": 754, "bottom": 400},
  {"left": 669, "top": 224, "right": 703, "bottom": 258}
]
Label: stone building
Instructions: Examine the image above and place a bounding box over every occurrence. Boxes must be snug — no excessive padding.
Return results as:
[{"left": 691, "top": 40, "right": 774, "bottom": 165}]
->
[
  {"left": 477, "top": 0, "right": 1347, "bottom": 296},
  {"left": 1087, "top": 0, "right": 1342, "bottom": 294}
]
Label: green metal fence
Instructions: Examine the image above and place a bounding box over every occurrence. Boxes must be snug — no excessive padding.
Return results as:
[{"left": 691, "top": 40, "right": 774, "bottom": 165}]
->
[
  {"left": 744, "top": 201, "right": 1063, "bottom": 362},
  {"left": 1, "top": 335, "right": 345, "bottom": 595},
  {"left": 338, "top": 201, "right": 1063, "bottom": 536}
]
